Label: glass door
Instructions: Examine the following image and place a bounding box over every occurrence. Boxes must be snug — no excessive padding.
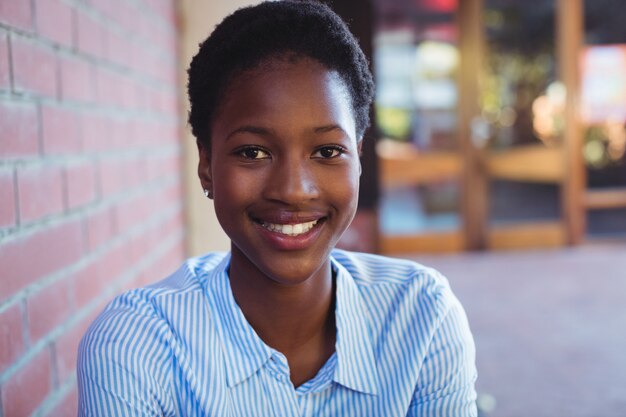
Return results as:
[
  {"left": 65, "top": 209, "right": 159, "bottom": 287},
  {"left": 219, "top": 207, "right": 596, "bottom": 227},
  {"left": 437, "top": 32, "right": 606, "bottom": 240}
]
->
[
  {"left": 375, "top": 0, "right": 465, "bottom": 252},
  {"left": 581, "top": 0, "right": 626, "bottom": 237},
  {"left": 476, "top": 0, "right": 570, "bottom": 249},
  {"left": 376, "top": 0, "right": 592, "bottom": 252}
]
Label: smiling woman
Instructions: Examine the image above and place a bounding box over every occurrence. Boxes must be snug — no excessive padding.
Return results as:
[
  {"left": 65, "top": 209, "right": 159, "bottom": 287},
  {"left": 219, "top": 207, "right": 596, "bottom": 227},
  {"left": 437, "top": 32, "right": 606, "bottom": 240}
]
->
[
  {"left": 77, "top": 1, "right": 477, "bottom": 416},
  {"left": 205, "top": 58, "right": 360, "bottom": 288}
]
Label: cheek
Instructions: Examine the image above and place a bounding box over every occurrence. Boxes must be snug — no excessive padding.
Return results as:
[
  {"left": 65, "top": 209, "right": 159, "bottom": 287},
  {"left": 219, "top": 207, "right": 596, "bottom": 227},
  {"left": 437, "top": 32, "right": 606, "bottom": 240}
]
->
[
  {"left": 210, "top": 166, "right": 244, "bottom": 214},
  {"left": 325, "top": 165, "right": 360, "bottom": 208},
  {"left": 214, "top": 169, "right": 258, "bottom": 205}
]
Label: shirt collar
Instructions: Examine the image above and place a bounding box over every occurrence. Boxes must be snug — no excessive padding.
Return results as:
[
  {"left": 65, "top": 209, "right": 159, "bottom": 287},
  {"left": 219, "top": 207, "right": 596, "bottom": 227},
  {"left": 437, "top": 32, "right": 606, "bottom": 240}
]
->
[
  {"left": 331, "top": 255, "right": 379, "bottom": 395},
  {"left": 203, "top": 253, "right": 273, "bottom": 388},
  {"left": 202, "top": 252, "right": 379, "bottom": 394}
]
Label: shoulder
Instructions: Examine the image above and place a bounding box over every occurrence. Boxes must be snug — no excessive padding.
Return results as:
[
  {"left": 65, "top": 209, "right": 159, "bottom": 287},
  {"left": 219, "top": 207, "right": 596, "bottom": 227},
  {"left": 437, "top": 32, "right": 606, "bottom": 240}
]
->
[
  {"left": 77, "top": 252, "right": 230, "bottom": 413},
  {"left": 331, "top": 249, "right": 463, "bottom": 336},
  {"left": 79, "top": 252, "right": 228, "bottom": 356},
  {"left": 331, "top": 249, "right": 451, "bottom": 301},
  {"left": 331, "top": 249, "right": 439, "bottom": 282}
]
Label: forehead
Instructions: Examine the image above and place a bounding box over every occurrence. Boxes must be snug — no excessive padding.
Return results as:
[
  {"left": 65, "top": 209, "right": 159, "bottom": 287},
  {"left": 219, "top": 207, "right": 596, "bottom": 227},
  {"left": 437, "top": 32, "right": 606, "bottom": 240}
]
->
[
  {"left": 224, "top": 55, "right": 351, "bottom": 106},
  {"left": 212, "top": 56, "right": 356, "bottom": 138}
]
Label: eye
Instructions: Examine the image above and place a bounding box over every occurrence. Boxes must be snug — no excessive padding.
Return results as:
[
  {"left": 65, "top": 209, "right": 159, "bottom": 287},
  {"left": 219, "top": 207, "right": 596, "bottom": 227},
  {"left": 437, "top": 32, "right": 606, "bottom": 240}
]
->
[
  {"left": 312, "top": 145, "right": 345, "bottom": 159},
  {"left": 237, "top": 146, "right": 270, "bottom": 160}
]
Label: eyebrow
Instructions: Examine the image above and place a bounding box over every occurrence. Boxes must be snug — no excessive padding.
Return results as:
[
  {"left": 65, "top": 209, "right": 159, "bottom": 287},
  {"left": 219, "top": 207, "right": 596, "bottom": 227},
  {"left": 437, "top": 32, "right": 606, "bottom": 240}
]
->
[
  {"left": 225, "top": 125, "right": 272, "bottom": 141},
  {"left": 226, "top": 124, "right": 347, "bottom": 140},
  {"left": 314, "top": 124, "right": 346, "bottom": 134}
]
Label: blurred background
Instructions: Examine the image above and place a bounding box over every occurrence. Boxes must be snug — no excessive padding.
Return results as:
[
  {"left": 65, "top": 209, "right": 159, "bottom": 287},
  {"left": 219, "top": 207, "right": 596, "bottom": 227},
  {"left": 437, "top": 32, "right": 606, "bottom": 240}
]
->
[{"left": 1, "top": 0, "right": 625, "bottom": 416}]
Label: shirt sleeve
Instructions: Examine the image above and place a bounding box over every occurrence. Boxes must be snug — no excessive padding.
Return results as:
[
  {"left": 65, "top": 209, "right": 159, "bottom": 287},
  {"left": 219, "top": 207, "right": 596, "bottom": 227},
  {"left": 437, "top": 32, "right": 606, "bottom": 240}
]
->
[
  {"left": 77, "top": 293, "right": 174, "bottom": 417},
  {"left": 407, "top": 292, "right": 478, "bottom": 417}
]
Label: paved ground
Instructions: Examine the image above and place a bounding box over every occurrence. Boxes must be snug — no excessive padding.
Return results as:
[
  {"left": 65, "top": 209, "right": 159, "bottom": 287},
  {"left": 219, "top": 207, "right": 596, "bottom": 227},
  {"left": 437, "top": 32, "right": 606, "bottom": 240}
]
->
[{"left": 408, "top": 241, "right": 626, "bottom": 417}]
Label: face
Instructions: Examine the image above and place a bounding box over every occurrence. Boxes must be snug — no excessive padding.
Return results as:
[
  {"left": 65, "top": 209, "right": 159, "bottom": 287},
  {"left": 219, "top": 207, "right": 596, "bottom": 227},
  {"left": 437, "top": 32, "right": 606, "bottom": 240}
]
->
[{"left": 198, "top": 57, "right": 361, "bottom": 286}]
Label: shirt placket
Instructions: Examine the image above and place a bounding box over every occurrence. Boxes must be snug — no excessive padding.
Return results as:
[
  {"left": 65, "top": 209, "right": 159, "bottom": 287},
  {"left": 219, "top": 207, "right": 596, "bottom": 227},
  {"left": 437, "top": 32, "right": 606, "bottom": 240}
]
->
[{"left": 264, "top": 352, "right": 301, "bottom": 417}]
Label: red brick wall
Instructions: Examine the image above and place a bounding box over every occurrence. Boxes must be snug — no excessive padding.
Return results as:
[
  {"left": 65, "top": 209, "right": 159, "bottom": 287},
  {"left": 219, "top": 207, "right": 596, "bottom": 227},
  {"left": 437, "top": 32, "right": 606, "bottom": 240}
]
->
[{"left": 0, "top": 1, "right": 186, "bottom": 416}]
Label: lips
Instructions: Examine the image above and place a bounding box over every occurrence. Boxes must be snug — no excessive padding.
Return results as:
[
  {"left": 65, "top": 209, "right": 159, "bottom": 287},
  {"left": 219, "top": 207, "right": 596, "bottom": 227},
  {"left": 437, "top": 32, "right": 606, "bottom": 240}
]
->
[
  {"left": 261, "top": 219, "right": 318, "bottom": 236},
  {"left": 250, "top": 211, "right": 327, "bottom": 250}
]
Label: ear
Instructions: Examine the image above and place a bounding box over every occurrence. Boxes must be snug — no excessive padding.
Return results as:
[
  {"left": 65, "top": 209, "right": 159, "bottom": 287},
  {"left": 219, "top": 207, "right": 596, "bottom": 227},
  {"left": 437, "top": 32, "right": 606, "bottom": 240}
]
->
[{"left": 197, "top": 140, "right": 213, "bottom": 198}]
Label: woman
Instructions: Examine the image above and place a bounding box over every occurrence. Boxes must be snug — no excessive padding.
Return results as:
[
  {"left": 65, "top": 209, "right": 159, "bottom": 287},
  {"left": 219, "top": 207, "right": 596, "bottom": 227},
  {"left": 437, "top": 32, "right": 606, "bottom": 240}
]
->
[{"left": 78, "top": 2, "right": 477, "bottom": 416}]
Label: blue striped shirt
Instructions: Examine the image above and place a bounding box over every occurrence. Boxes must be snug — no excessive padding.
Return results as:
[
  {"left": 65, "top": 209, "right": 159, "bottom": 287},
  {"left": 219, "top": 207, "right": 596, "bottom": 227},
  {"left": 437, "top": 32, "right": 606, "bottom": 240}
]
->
[{"left": 78, "top": 250, "right": 477, "bottom": 416}]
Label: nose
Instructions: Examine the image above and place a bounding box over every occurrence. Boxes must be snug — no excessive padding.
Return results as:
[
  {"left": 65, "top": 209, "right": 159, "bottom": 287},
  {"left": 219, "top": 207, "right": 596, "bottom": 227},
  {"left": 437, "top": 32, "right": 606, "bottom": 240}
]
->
[{"left": 264, "top": 157, "right": 319, "bottom": 204}]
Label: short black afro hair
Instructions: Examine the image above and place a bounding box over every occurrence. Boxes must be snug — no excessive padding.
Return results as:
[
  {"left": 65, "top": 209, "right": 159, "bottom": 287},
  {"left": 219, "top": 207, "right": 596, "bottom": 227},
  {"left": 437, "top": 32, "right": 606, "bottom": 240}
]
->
[{"left": 187, "top": 0, "right": 374, "bottom": 149}]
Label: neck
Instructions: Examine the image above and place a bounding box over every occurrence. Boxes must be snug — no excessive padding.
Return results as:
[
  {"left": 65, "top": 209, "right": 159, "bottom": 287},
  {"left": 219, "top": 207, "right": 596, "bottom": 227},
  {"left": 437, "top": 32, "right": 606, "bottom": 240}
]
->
[{"left": 228, "top": 248, "right": 336, "bottom": 356}]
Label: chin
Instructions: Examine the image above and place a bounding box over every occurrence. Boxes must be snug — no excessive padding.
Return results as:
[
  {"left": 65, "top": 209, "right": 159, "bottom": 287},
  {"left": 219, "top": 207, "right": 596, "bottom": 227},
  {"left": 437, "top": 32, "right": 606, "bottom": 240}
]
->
[{"left": 256, "top": 250, "right": 332, "bottom": 286}]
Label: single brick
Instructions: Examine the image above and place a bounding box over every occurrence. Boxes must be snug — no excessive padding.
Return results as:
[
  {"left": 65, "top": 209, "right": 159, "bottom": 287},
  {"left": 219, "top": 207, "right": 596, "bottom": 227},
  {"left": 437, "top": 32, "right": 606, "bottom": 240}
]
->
[
  {"left": 0, "top": 169, "right": 17, "bottom": 228},
  {"left": 131, "top": 9, "right": 153, "bottom": 41},
  {"left": 42, "top": 388, "right": 78, "bottom": 417},
  {"left": 35, "top": 0, "right": 73, "bottom": 46},
  {"left": 75, "top": 10, "right": 106, "bottom": 59},
  {"left": 137, "top": 238, "right": 184, "bottom": 287},
  {"left": 1, "top": 348, "right": 52, "bottom": 417},
  {"left": 160, "top": 58, "right": 178, "bottom": 85},
  {"left": 65, "top": 161, "right": 97, "bottom": 209},
  {"left": 0, "top": 31, "right": 10, "bottom": 90},
  {"left": 17, "top": 164, "right": 64, "bottom": 223},
  {"left": 27, "top": 279, "right": 74, "bottom": 343},
  {"left": 86, "top": 207, "right": 114, "bottom": 252},
  {"left": 95, "top": 67, "right": 126, "bottom": 108},
  {"left": 0, "top": 1, "right": 33, "bottom": 32},
  {"left": 105, "top": 27, "right": 132, "bottom": 69},
  {"left": 108, "top": 117, "right": 132, "bottom": 149},
  {"left": 41, "top": 104, "right": 82, "bottom": 154},
  {"left": 41, "top": 105, "right": 82, "bottom": 154},
  {"left": 80, "top": 111, "right": 107, "bottom": 151},
  {"left": 60, "top": 55, "right": 94, "bottom": 102},
  {"left": 98, "top": 158, "right": 127, "bottom": 197},
  {"left": 129, "top": 229, "right": 153, "bottom": 264},
  {"left": 0, "top": 220, "right": 84, "bottom": 303},
  {"left": 77, "top": 241, "right": 131, "bottom": 296},
  {"left": 89, "top": 0, "right": 116, "bottom": 22},
  {"left": 118, "top": 156, "right": 146, "bottom": 190},
  {"left": 97, "top": 240, "right": 131, "bottom": 283},
  {"left": 71, "top": 259, "right": 104, "bottom": 309},
  {"left": 145, "top": 0, "right": 176, "bottom": 27},
  {"left": 11, "top": 36, "right": 58, "bottom": 97},
  {"left": 0, "top": 303, "right": 26, "bottom": 374},
  {"left": 105, "top": 0, "right": 135, "bottom": 35},
  {"left": 147, "top": 153, "right": 181, "bottom": 181},
  {"left": 54, "top": 317, "right": 93, "bottom": 382},
  {"left": 114, "top": 191, "right": 153, "bottom": 232},
  {"left": 0, "top": 100, "right": 39, "bottom": 157},
  {"left": 115, "top": 73, "right": 138, "bottom": 110}
]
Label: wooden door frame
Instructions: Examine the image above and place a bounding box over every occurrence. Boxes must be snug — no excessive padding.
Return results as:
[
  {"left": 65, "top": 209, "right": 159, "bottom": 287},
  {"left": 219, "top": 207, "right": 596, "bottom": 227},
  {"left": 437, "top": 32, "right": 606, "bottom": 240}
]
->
[
  {"left": 457, "top": 0, "right": 586, "bottom": 250},
  {"left": 379, "top": 0, "right": 588, "bottom": 253},
  {"left": 557, "top": 0, "right": 585, "bottom": 245},
  {"left": 458, "top": 0, "right": 488, "bottom": 250}
]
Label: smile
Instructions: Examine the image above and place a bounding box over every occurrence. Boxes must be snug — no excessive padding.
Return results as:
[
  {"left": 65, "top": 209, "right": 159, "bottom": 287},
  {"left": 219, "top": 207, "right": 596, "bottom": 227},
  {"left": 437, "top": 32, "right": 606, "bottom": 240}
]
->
[{"left": 261, "top": 220, "right": 319, "bottom": 236}]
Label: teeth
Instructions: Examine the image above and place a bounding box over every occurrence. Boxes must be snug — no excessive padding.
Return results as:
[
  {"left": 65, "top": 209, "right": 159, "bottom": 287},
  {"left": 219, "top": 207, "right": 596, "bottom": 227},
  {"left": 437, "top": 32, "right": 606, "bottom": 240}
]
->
[{"left": 262, "top": 220, "right": 318, "bottom": 236}]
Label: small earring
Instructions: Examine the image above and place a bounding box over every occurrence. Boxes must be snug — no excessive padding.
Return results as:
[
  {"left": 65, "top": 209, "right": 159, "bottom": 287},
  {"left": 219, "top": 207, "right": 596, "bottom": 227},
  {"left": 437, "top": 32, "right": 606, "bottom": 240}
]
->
[{"left": 203, "top": 189, "right": 210, "bottom": 198}]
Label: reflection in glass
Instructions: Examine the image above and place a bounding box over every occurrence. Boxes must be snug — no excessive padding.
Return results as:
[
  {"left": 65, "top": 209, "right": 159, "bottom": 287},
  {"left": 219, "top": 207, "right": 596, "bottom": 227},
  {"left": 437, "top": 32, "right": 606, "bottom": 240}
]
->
[
  {"left": 375, "top": 32, "right": 458, "bottom": 150},
  {"left": 381, "top": 183, "right": 460, "bottom": 235},
  {"left": 375, "top": 0, "right": 460, "bottom": 236},
  {"left": 583, "top": 0, "right": 626, "bottom": 189},
  {"left": 483, "top": 0, "right": 563, "bottom": 227},
  {"left": 482, "top": 0, "right": 556, "bottom": 150},
  {"left": 582, "top": 0, "right": 626, "bottom": 237}
]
